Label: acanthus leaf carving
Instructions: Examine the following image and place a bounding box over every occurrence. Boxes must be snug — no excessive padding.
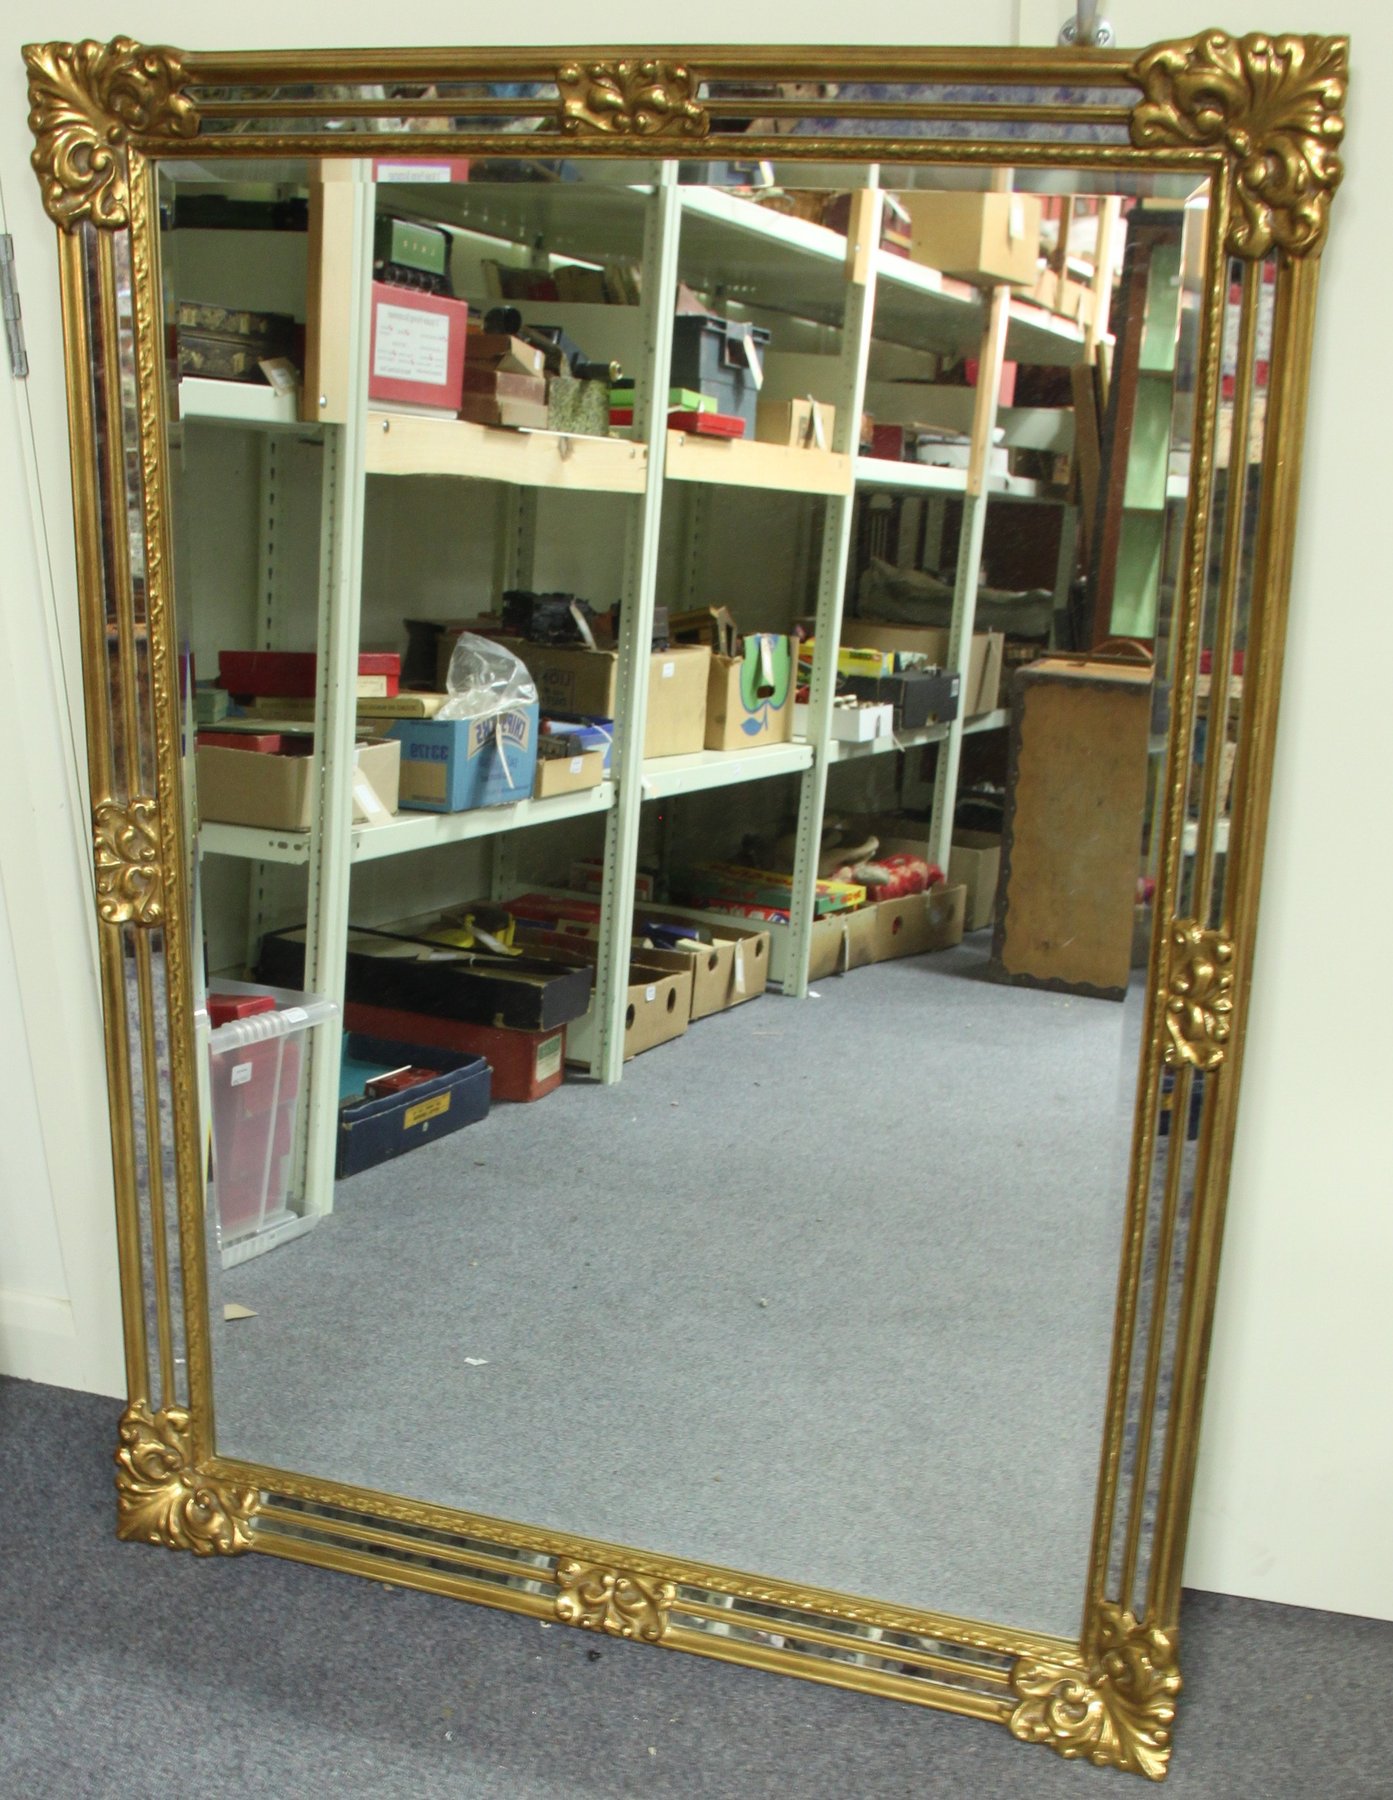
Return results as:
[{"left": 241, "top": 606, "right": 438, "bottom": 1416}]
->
[
  {"left": 557, "top": 60, "right": 708, "bottom": 138},
  {"left": 93, "top": 796, "right": 165, "bottom": 927},
  {"left": 24, "top": 36, "right": 197, "bottom": 230},
  {"left": 1009, "top": 1602, "right": 1180, "bottom": 1782},
  {"left": 114, "top": 1402, "right": 257, "bottom": 1554},
  {"left": 1164, "top": 919, "right": 1236, "bottom": 1071},
  {"left": 554, "top": 1558, "right": 675, "bottom": 1641},
  {"left": 1130, "top": 32, "right": 1347, "bottom": 259}
]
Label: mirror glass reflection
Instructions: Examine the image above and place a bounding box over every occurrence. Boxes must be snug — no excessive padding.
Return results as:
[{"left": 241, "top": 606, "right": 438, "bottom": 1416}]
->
[{"left": 162, "top": 152, "right": 1207, "bottom": 1637}]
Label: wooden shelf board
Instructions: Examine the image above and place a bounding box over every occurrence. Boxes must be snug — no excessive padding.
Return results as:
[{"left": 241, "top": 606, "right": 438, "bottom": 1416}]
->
[
  {"left": 665, "top": 431, "right": 852, "bottom": 496},
  {"left": 365, "top": 412, "right": 648, "bottom": 493},
  {"left": 178, "top": 377, "right": 308, "bottom": 430}
]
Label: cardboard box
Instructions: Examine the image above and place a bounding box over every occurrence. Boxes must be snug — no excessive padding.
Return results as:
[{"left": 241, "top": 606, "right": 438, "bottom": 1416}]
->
[
  {"left": 494, "top": 639, "right": 709, "bottom": 760},
  {"left": 793, "top": 700, "right": 894, "bottom": 743},
  {"left": 756, "top": 397, "right": 837, "bottom": 449},
  {"left": 839, "top": 623, "right": 1005, "bottom": 717},
  {"left": 369, "top": 282, "right": 470, "bottom": 411},
  {"left": 899, "top": 192, "right": 1042, "bottom": 287},
  {"left": 258, "top": 921, "right": 593, "bottom": 1033},
  {"left": 467, "top": 332, "right": 547, "bottom": 378},
  {"left": 705, "top": 635, "right": 795, "bottom": 750},
  {"left": 519, "top": 935, "right": 692, "bottom": 1065},
  {"left": 336, "top": 1032, "right": 491, "bottom": 1177},
  {"left": 533, "top": 748, "right": 605, "bottom": 799},
  {"left": 540, "top": 719, "right": 613, "bottom": 773},
  {"left": 948, "top": 831, "right": 1003, "bottom": 932},
  {"left": 343, "top": 1001, "right": 564, "bottom": 1103},
  {"left": 458, "top": 394, "right": 551, "bottom": 430},
  {"left": 389, "top": 704, "right": 539, "bottom": 812},
  {"left": 632, "top": 906, "right": 771, "bottom": 1017},
  {"left": 869, "top": 883, "right": 966, "bottom": 959},
  {"left": 197, "top": 738, "right": 401, "bottom": 832}
]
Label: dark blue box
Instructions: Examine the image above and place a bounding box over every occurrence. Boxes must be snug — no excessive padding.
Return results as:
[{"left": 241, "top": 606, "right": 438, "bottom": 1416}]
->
[{"left": 336, "top": 1032, "right": 491, "bottom": 1178}]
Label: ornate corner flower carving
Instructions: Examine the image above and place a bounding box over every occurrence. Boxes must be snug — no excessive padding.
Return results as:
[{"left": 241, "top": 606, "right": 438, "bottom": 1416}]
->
[
  {"left": 114, "top": 1402, "right": 257, "bottom": 1554},
  {"left": 1009, "top": 1603, "right": 1181, "bottom": 1781},
  {"left": 94, "top": 796, "right": 165, "bottom": 927},
  {"left": 554, "top": 1559, "right": 675, "bottom": 1641},
  {"left": 24, "top": 36, "right": 198, "bottom": 230},
  {"left": 557, "top": 61, "right": 708, "bottom": 138},
  {"left": 1130, "top": 32, "right": 1347, "bottom": 259},
  {"left": 1164, "top": 919, "right": 1236, "bottom": 1071}
]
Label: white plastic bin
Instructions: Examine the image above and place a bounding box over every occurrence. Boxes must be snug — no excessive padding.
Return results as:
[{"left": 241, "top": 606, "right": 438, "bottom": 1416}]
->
[{"left": 206, "top": 979, "right": 338, "bottom": 1256}]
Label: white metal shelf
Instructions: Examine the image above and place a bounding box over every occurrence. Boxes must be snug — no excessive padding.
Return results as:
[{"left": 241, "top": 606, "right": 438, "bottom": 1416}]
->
[
  {"left": 641, "top": 740, "right": 815, "bottom": 800},
  {"left": 199, "top": 778, "right": 615, "bottom": 866},
  {"left": 178, "top": 377, "right": 309, "bottom": 429},
  {"left": 826, "top": 706, "right": 1009, "bottom": 763}
]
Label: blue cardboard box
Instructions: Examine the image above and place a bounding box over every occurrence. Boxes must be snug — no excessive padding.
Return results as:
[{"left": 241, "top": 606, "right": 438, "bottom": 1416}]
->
[
  {"left": 336, "top": 1031, "right": 492, "bottom": 1177},
  {"left": 390, "top": 703, "right": 539, "bottom": 812}
]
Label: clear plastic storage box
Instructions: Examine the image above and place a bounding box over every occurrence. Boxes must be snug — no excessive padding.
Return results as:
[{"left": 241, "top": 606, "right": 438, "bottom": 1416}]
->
[{"left": 206, "top": 979, "right": 339, "bottom": 1254}]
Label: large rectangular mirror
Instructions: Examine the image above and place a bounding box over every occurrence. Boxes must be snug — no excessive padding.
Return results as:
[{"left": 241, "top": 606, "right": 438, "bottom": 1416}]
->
[{"left": 26, "top": 32, "right": 1345, "bottom": 1781}]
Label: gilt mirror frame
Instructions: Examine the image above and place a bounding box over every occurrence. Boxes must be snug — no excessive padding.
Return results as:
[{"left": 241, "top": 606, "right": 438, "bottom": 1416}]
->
[{"left": 22, "top": 31, "right": 1347, "bottom": 1780}]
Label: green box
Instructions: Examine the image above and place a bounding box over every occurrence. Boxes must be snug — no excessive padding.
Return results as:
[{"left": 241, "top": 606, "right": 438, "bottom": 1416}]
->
[{"left": 373, "top": 215, "right": 449, "bottom": 280}]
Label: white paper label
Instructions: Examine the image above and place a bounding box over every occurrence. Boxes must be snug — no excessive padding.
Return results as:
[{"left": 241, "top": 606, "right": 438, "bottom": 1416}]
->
[
  {"left": 645, "top": 985, "right": 656, "bottom": 1003},
  {"left": 661, "top": 661, "right": 675, "bottom": 679},
  {"left": 230, "top": 1062, "right": 253, "bottom": 1088},
  {"left": 281, "top": 1006, "right": 308, "bottom": 1025},
  {"left": 373, "top": 303, "right": 451, "bottom": 386},
  {"left": 569, "top": 756, "right": 583, "bottom": 774},
  {"left": 1008, "top": 197, "right": 1025, "bottom": 242},
  {"left": 535, "top": 1035, "right": 563, "bottom": 1081},
  {"left": 377, "top": 162, "right": 452, "bottom": 182},
  {"left": 733, "top": 943, "right": 747, "bottom": 995}
]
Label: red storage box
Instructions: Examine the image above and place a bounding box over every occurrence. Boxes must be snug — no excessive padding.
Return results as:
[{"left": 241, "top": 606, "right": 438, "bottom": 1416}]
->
[
  {"left": 668, "top": 409, "right": 746, "bottom": 438},
  {"left": 342, "top": 1001, "right": 564, "bottom": 1104},
  {"left": 217, "top": 651, "right": 400, "bottom": 700},
  {"left": 368, "top": 281, "right": 470, "bottom": 412}
]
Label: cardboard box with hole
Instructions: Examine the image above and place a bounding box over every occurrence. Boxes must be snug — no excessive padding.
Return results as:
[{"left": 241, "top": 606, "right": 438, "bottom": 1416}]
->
[
  {"left": 632, "top": 906, "right": 771, "bottom": 1017},
  {"left": 518, "top": 932, "right": 692, "bottom": 1064},
  {"left": 197, "top": 736, "right": 401, "bottom": 832}
]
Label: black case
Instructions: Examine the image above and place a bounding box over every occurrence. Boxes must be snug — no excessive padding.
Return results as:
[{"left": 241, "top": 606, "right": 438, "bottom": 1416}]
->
[{"left": 843, "top": 669, "right": 961, "bottom": 729}]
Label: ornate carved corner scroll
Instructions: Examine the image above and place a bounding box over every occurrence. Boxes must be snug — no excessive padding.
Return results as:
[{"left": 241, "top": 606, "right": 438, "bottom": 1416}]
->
[
  {"left": 1163, "top": 920, "right": 1236, "bottom": 1071},
  {"left": 24, "top": 36, "right": 197, "bottom": 231},
  {"left": 94, "top": 796, "right": 165, "bottom": 927},
  {"left": 554, "top": 1559, "right": 675, "bottom": 1642},
  {"left": 1130, "top": 32, "right": 1347, "bottom": 260},
  {"left": 1009, "top": 1603, "right": 1181, "bottom": 1782},
  {"left": 557, "top": 61, "right": 708, "bottom": 138},
  {"left": 114, "top": 1402, "right": 257, "bottom": 1554}
]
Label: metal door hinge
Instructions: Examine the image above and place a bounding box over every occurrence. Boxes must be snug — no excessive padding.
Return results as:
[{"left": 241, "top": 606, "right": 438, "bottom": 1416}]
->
[{"left": 1, "top": 236, "right": 29, "bottom": 379}]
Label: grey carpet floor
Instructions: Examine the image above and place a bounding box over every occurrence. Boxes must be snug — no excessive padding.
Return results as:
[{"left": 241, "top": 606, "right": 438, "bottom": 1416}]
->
[
  {"left": 214, "top": 940, "right": 1143, "bottom": 1640},
  {"left": 3, "top": 1376, "right": 1390, "bottom": 1798}
]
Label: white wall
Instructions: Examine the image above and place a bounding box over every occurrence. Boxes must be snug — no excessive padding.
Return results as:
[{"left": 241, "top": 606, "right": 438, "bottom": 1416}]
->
[{"left": 2, "top": 1, "right": 1388, "bottom": 1619}]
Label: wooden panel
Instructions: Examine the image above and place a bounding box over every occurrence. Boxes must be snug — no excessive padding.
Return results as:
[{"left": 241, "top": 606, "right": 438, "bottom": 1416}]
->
[
  {"left": 301, "top": 169, "right": 356, "bottom": 426},
  {"left": 992, "top": 658, "right": 1152, "bottom": 999},
  {"left": 365, "top": 413, "right": 648, "bottom": 492},
  {"left": 664, "top": 431, "right": 852, "bottom": 496}
]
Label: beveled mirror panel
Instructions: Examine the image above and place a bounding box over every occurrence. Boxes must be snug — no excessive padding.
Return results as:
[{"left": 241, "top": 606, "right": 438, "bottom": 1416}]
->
[{"left": 26, "top": 32, "right": 1346, "bottom": 1781}]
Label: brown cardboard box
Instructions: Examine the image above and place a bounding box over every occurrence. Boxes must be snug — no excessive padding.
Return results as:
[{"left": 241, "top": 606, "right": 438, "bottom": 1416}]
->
[
  {"left": 839, "top": 623, "right": 1005, "bottom": 717},
  {"left": 704, "top": 638, "right": 795, "bottom": 752},
  {"left": 806, "top": 905, "right": 881, "bottom": 979},
  {"left": 458, "top": 393, "right": 550, "bottom": 430},
  {"left": 532, "top": 749, "right": 605, "bottom": 799},
  {"left": 552, "top": 945, "right": 693, "bottom": 1065},
  {"left": 899, "top": 192, "right": 1042, "bottom": 287},
  {"left": 466, "top": 333, "right": 547, "bottom": 377},
  {"left": 631, "top": 906, "right": 771, "bottom": 1017},
  {"left": 197, "top": 738, "right": 401, "bottom": 831},
  {"left": 948, "top": 831, "right": 1003, "bottom": 932},
  {"left": 492, "top": 639, "right": 710, "bottom": 760},
  {"left": 755, "top": 397, "right": 837, "bottom": 449},
  {"left": 869, "top": 882, "right": 966, "bottom": 958}
]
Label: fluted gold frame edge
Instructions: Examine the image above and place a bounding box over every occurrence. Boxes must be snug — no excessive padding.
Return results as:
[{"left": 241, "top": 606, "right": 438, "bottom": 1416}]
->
[{"left": 25, "top": 32, "right": 1346, "bottom": 1779}]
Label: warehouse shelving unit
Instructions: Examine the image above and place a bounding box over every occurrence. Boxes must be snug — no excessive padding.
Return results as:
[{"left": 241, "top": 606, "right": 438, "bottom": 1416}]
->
[{"left": 179, "top": 159, "right": 1107, "bottom": 1202}]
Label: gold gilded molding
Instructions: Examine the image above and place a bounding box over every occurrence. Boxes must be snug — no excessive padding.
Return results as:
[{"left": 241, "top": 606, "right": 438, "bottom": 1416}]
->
[
  {"left": 1163, "top": 920, "right": 1236, "bottom": 1071},
  {"left": 24, "top": 37, "right": 197, "bottom": 230},
  {"left": 557, "top": 60, "right": 708, "bottom": 137},
  {"left": 1009, "top": 1604, "right": 1180, "bottom": 1782},
  {"left": 1131, "top": 32, "right": 1346, "bottom": 259},
  {"left": 115, "top": 1403, "right": 257, "bottom": 1554},
  {"left": 93, "top": 796, "right": 165, "bottom": 927},
  {"left": 554, "top": 1559, "right": 675, "bottom": 1641}
]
